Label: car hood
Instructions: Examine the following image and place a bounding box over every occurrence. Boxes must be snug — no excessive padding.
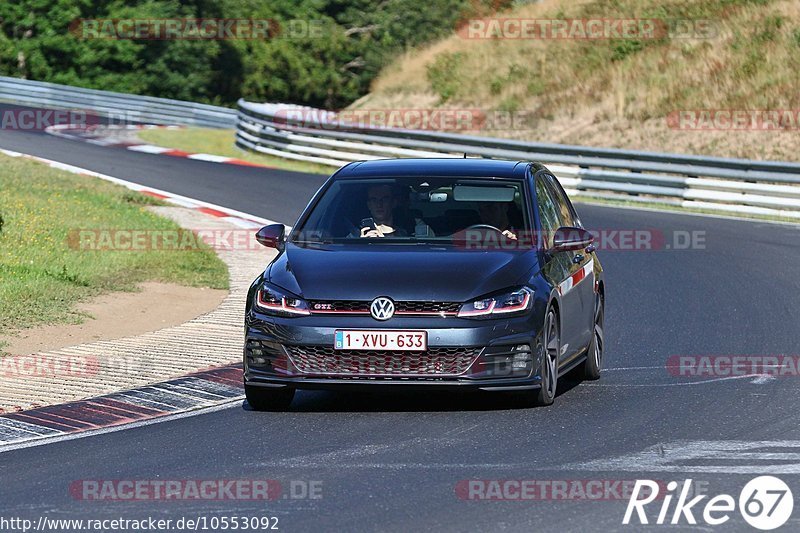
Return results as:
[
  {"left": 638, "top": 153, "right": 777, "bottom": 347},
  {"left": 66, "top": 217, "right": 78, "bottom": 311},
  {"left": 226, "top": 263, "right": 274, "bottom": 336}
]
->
[{"left": 267, "top": 243, "right": 538, "bottom": 302}]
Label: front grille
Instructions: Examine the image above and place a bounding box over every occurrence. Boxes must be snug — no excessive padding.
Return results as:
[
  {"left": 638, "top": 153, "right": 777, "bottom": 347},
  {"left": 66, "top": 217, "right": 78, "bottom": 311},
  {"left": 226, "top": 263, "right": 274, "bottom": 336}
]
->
[
  {"left": 285, "top": 345, "right": 481, "bottom": 376},
  {"left": 307, "top": 300, "right": 460, "bottom": 315},
  {"left": 308, "top": 300, "right": 368, "bottom": 313},
  {"left": 396, "top": 301, "right": 461, "bottom": 314}
]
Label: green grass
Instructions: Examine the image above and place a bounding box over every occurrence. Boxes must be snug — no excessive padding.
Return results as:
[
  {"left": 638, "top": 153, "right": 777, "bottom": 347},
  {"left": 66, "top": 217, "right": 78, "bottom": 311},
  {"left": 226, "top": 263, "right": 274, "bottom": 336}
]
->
[
  {"left": 0, "top": 155, "right": 228, "bottom": 337},
  {"left": 137, "top": 128, "right": 333, "bottom": 176}
]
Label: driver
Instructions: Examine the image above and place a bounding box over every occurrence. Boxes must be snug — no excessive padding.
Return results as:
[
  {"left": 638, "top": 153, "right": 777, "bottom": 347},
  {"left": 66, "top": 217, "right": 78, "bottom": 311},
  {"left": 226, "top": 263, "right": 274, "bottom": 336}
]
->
[
  {"left": 358, "top": 184, "right": 434, "bottom": 238},
  {"left": 360, "top": 184, "right": 404, "bottom": 238},
  {"left": 478, "top": 201, "right": 518, "bottom": 240}
]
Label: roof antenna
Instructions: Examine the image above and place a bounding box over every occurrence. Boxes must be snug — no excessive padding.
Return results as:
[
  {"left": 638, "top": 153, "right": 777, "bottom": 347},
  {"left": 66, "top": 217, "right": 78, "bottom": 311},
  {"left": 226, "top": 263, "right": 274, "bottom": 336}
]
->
[{"left": 463, "top": 152, "right": 467, "bottom": 158}]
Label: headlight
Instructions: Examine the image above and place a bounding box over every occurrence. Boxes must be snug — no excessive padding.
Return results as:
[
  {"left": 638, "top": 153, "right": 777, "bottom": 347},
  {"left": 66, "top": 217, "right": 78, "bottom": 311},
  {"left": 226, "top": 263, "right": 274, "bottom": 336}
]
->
[
  {"left": 255, "top": 283, "right": 311, "bottom": 316},
  {"left": 458, "top": 287, "right": 533, "bottom": 318}
]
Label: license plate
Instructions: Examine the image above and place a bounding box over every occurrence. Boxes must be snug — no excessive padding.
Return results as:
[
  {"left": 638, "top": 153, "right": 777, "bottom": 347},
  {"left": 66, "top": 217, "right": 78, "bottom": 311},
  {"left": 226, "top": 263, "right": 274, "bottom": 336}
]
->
[{"left": 334, "top": 330, "right": 427, "bottom": 351}]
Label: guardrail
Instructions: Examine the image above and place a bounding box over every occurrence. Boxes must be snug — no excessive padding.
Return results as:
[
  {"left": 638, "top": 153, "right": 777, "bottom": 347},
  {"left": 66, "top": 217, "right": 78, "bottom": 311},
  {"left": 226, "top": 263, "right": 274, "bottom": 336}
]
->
[
  {"left": 236, "top": 100, "right": 800, "bottom": 219},
  {"left": 0, "top": 76, "right": 236, "bottom": 128}
]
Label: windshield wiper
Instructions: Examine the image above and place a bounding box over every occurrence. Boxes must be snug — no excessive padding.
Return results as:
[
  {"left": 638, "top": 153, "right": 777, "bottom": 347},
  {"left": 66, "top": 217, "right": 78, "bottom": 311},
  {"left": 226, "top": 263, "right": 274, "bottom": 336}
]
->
[
  {"left": 359, "top": 238, "right": 439, "bottom": 245},
  {"left": 291, "top": 239, "right": 333, "bottom": 245}
]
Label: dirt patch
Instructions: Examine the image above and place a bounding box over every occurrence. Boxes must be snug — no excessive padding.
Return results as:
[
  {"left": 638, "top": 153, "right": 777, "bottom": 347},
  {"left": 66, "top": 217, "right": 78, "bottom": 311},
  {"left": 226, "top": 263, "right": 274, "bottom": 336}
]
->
[{"left": 2, "top": 282, "right": 227, "bottom": 356}]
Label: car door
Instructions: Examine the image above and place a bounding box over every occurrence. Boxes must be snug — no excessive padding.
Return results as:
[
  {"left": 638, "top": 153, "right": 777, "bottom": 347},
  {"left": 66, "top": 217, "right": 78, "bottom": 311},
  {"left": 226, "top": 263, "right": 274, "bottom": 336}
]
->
[
  {"left": 534, "top": 174, "right": 582, "bottom": 363},
  {"left": 543, "top": 173, "right": 595, "bottom": 354}
]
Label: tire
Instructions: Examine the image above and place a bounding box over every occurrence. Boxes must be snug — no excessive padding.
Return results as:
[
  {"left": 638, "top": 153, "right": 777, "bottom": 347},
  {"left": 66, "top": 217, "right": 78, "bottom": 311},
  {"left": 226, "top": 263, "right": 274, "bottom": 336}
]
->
[
  {"left": 583, "top": 293, "right": 604, "bottom": 380},
  {"left": 245, "top": 385, "right": 295, "bottom": 411},
  {"left": 534, "top": 307, "right": 559, "bottom": 406}
]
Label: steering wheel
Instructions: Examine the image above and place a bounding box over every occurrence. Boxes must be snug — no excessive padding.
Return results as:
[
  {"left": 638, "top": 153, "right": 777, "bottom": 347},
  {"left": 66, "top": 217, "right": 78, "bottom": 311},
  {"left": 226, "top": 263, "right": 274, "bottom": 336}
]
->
[{"left": 464, "top": 223, "right": 504, "bottom": 233}]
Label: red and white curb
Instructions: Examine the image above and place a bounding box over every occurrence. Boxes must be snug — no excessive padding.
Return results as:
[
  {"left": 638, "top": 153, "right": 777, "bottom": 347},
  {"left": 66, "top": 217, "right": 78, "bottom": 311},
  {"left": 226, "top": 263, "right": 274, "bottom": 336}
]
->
[
  {"left": 0, "top": 146, "right": 283, "bottom": 449},
  {"left": 0, "top": 147, "right": 277, "bottom": 229},
  {"left": 45, "top": 124, "right": 272, "bottom": 169},
  {"left": 0, "top": 365, "right": 243, "bottom": 451}
]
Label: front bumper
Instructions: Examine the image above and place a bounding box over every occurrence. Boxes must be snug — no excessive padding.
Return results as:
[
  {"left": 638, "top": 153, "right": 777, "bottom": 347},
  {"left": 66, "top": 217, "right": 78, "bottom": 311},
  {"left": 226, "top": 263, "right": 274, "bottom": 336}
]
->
[{"left": 243, "top": 310, "right": 544, "bottom": 392}]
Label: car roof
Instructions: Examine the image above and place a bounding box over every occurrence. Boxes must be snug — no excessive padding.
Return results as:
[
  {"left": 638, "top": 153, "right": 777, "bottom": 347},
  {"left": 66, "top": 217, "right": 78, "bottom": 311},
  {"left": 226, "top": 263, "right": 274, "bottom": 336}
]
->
[{"left": 334, "top": 158, "right": 545, "bottom": 179}]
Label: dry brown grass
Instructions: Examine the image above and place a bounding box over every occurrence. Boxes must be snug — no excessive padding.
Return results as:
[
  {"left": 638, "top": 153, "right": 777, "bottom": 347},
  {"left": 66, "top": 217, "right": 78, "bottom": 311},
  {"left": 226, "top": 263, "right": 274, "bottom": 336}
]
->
[{"left": 352, "top": 0, "right": 800, "bottom": 161}]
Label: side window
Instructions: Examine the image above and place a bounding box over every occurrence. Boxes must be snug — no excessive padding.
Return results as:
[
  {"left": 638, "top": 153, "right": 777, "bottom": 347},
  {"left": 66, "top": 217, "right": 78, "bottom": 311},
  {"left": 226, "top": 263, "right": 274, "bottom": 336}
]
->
[
  {"left": 535, "top": 177, "right": 560, "bottom": 248},
  {"left": 545, "top": 174, "right": 581, "bottom": 227},
  {"left": 543, "top": 174, "right": 577, "bottom": 228}
]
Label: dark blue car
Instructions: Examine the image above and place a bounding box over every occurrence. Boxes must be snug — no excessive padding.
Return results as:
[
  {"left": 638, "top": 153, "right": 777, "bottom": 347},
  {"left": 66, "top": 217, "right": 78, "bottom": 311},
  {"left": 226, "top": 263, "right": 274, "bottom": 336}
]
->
[{"left": 244, "top": 159, "right": 604, "bottom": 410}]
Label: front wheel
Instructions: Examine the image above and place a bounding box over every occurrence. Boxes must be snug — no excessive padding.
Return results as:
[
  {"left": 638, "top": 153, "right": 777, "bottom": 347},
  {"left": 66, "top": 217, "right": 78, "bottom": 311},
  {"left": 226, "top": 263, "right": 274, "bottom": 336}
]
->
[
  {"left": 245, "top": 385, "right": 295, "bottom": 411},
  {"left": 534, "top": 307, "right": 559, "bottom": 406},
  {"left": 582, "top": 293, "right": 604, "bottom": 380}
]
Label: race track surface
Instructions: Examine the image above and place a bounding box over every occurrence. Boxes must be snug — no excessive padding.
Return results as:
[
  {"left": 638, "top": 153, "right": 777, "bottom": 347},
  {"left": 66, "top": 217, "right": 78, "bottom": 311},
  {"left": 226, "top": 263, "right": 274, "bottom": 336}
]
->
[{"left": 1, "top": 106, "right": 799, "bottom": 531}]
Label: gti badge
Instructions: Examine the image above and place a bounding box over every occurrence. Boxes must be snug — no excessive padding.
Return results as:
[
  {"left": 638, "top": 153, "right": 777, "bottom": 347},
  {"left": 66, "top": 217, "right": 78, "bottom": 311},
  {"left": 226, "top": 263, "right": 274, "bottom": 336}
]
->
[{"left": 370, "top": 297, "right": 395, "bottom": 321}]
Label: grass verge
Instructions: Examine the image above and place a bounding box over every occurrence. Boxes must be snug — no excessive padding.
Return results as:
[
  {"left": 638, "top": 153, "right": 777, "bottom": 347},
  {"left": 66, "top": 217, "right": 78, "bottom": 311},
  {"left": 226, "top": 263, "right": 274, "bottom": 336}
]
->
[
  {"left": 0, "top": 154, "right": 228, "bottom": 337},
  {"left": 137, "top": 128, "right": 333, "bottom": 176}
]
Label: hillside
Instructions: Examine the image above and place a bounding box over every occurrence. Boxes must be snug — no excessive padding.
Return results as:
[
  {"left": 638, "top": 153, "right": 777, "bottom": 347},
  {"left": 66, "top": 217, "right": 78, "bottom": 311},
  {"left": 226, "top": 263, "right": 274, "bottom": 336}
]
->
[{"left": 351, "top": 0, "right": 800, "bottom": 161}]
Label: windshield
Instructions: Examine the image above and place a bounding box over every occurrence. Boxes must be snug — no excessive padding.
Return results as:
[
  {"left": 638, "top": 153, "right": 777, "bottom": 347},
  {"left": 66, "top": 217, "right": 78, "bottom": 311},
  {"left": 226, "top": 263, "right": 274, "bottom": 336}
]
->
[{"left": 293, "top": 176, "right": 531, "bottom": 246}]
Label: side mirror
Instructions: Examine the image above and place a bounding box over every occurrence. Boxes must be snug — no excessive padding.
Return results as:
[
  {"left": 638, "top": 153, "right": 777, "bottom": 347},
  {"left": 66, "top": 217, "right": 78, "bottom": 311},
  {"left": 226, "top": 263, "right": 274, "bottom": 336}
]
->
[
  {"left": 550, "top": 226, "right": 593, "bottom": 253},
  {"left": 255, "top": 224, "right": 285, "bottom": 250}
]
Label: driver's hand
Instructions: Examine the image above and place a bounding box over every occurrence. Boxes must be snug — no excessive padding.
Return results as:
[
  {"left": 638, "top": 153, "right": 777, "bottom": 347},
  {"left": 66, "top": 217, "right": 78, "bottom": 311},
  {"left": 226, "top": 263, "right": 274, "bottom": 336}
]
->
[
  {"left": 502, "top": 229, "right": 517, "bottom": 240},
  {"left": 360, "top": 225, "right": 394, "bottom": 238},
  {"left": 361, "top": 228, "right": 382, "bottom": 238}
]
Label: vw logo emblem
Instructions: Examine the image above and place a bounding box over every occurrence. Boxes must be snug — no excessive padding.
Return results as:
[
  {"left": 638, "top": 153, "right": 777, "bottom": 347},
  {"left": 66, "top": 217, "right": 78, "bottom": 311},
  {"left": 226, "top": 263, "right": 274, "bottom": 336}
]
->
[{"left": 370, "top": 297, "right": 395, "bottom": 321}]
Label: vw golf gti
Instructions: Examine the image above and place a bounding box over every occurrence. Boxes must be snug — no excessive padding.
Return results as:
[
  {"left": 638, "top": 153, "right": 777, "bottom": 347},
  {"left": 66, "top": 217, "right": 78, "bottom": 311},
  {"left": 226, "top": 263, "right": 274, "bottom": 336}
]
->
[{"left": 244, "top": 158, "right": 604, "bottom": 410}]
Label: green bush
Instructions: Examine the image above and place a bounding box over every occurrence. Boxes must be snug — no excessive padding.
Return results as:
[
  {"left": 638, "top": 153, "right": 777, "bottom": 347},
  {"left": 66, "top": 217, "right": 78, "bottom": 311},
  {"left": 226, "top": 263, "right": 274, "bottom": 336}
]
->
[
  {"left": 427, "top": 52, "right": 465, "bottom": 103},
  {"left": 611, "top": 39, "right": 644, "bottom": 62}
]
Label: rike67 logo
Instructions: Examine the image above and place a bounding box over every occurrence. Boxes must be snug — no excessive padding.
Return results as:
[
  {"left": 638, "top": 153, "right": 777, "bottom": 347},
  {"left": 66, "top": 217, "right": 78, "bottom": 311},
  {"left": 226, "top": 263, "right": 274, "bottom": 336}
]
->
[{"left": 624, "top": 476, "right": 793, "bottom": 530}]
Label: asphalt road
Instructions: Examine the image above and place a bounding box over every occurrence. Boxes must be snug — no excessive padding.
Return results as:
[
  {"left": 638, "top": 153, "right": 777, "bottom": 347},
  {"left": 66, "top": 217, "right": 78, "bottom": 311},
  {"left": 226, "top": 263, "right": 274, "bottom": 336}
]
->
[{"left": 1, "top": 108, "right": 800, "bottom": 532}]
